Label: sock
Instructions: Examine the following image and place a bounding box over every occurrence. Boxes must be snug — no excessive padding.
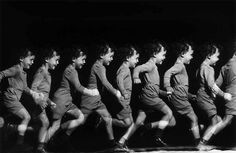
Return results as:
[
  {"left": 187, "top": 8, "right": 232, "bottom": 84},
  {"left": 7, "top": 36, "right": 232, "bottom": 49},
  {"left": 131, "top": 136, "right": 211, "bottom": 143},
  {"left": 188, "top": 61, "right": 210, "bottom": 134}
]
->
[
  {"left": 37, "top": 142, "right": 45, "bottom": 150},
  {"left": 7, "top": 123, "right": 18, "bottom": 131},
  {"left": 119, "top": 137, "right": 126, "bottom": 145},
  {"left": 200, "top": 138, "right": 208, "bottom": 145},
  {"left": 17, "top": 134, "right": 24, "bottom": 144},
  {"left": 144, "top": 123, "right": 152, "bottom": 130},
  {"left": 155, "top": 128, "right": 164, "bottom": 139},
  {"left": 194, "top": 138, "right": 201, "bottom": 146},
  {"left": 109, "top": 139, "right": 116, "bottom": 146}
]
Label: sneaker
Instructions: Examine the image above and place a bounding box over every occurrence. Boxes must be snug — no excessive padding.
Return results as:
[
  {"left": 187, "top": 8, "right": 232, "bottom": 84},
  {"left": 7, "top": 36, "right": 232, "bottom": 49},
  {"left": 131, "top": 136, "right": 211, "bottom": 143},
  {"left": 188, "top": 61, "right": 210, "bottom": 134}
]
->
[
  {"left": 155, "top": 137, "right": 168, "bottom": 147},
  {"left": 123, "top": 142, "right": 134, "bottom": 152},
  {"left": 114, "top": 142, "right": 133, "bottom": 152},
  {"left": 11, "top": 144, "right": 33, "bottom": 152},
  {"left": 114, "top": 143, "right": 127, "bottom": 152},
  {"left": 35, "top": 147, "right": 48, "bottom": 153},
  {"left": 197, "top": 142, "right": 215, "bottom": 151}
]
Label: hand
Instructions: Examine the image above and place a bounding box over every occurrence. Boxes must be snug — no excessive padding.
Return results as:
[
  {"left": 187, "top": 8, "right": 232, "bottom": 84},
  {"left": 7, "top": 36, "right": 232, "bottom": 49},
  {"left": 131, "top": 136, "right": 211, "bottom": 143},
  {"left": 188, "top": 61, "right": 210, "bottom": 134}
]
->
[
  {"left": 31, "top": 91, "right": 40, "bottom": 100},
  {"left": 167, "top": 91, "right": 172, "bottom": 101},
  {"left": 49, "top": 101, "right": 57, "bottom": 109},
  {"left": 38, "top": 92, "right": 45, "bottom": 100},
  {"left": 39, "top": 101, "right": 48, "bottom": 110},
  {"left": 91, "top": 89, "right": 99, "bottom": 96},
  {"left": 116, "top": 90, "right": 122, "bottom": 99},
  {"left": 123, "top": 93, "right": 129, "bottom": 100},
  {"left": 211, "top": 92, "right": 216, "bottom": 99},
  {"left": 224, "top": 93, "right": 232, "bottom": 101},
  {"left": 134, "top": 78, "right": 141, "bottom": 84},
  {"left": 190, "top": 95, "right": 197, "bottom": 101}
]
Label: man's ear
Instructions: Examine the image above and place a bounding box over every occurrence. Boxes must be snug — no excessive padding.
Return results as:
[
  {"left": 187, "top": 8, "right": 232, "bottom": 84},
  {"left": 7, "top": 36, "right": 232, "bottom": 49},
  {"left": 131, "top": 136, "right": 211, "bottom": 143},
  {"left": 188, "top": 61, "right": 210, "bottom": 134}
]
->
[
  {"left": 19, "top": 58, "right": 24, "bottom": 62},
  {"left": 72, "top": 58, "right": 75, "bottom": 63},
  {"left": 100, "top": 54, "right": 104, "bottom": 59}
]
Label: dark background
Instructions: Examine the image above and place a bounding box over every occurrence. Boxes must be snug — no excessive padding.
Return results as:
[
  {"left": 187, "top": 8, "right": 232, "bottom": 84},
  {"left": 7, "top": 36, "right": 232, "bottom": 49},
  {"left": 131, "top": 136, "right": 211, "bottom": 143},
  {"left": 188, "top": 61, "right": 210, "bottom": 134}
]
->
[{"left": 0, "top": 0, "right": 236, "bottom": 152}]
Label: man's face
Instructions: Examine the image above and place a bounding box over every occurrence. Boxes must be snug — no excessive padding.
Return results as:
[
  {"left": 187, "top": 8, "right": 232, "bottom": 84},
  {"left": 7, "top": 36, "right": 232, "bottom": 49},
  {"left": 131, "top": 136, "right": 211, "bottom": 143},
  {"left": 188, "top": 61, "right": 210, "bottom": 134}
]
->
[
  {"left": 21, "top": 55, "right": 35, "bottom": 69},
  {"left": 154, "top": 46, "right": 166, "bottom": 65},
  {"left": 182, "top": 45, "right": 193, "bottom": 64},
  {"left": 74, "top": 55, "right": 86, "bottom": 69},
  {"left": 101, "top": 48, "right": 114, "bottom": 66},
  {"left": 209, "top": 49, "right": 220, "bottom": 66},
  {"left": 127, "top": 50, "right": 139, "bottom": 68},
  {"left": 47, "top": 55, "right": 60, "bottom": 70}
]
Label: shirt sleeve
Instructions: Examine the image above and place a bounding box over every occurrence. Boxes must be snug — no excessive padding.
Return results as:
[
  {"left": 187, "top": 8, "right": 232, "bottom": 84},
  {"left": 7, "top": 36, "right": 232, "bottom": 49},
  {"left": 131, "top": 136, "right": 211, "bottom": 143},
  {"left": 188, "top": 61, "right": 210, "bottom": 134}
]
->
[
  {"left": 215, "top": 67, "right": 224, "bottom": 87},
  {"left": 46, "top": 98, "right": 53, "bottom": 104},
  {"left": 204, "top": 67, "right": 215, "bottom": 89},
  {"left": 31, "top": 71, "right": 44, "bottom": 92},
  {"left": 0, "top": 66, "right": 17, "bottom": 83},
  {"left": 116, "top": 67, "right": 128, "bottom": 96},
  {"left": 23, "top": 74, "right": 31, "bottom": 95},
  {"left": 164, "top": 63, "right": 183, "bottom": 90},
  {"left": 66, "top": 69, "right": 85, "bottom": 93},
  {"left": 159, "top": 89, "right": 168, "bottom": 97},
  {"left": 95, "top": 64, "right": 117, "bottom": 95},
  {"left": 133, "top": 62, "right": 154, "bottom": 80},
  {"left": 204, "top": 67, "right": 224, "bottom": 97}
]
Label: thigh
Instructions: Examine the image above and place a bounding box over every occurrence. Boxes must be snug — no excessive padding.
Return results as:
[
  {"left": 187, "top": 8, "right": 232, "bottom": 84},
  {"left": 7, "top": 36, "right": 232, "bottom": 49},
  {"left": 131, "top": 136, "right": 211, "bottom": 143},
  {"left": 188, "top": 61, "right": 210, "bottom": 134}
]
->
[
  {"left": 38, "top": 111, "right": 49, "bottom": 123},
  {"left": 67, "top": 107, "right": 83, "bottom": 119},
  {"left": 96, "top": 108, "right": 111, "bottom": 118},
  {"left": 16, "top": 107, "right": 30, "bottom": 120},
  {"left": 135, "top": 110, "right": 147, "bottom": 124},
  {"left": 159, "top": 104, "right": 172, "bottom": 116},
  {"left": 185, "top": 110, "right": 198, "bottom": 122}
]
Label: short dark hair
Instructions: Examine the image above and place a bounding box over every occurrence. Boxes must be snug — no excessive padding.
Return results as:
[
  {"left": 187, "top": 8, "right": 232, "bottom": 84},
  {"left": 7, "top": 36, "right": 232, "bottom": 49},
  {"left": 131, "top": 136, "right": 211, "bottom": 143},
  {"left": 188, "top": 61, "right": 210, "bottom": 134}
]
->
[
  {"left": 118, "top": 46, "right": 138, "bottom": 62},
  {"left": 72, "top": 48, "right": 87, "bottom": 60},
  {"left": 97, "top": 44, "right": 114, "bottom": 58},
  {"left": 143, "top": 41, "right": 165, "bottom": 59},
  {"left": 43, "top": 49, "right": 60, "bottom": 61},
  {"left": 19, "top": 48, "right": 35, "bottom": 60},
  {"left": 200, "top": 44, "right": 220, "bottom": 61},
  {"left": 175, "top": 42, "right": 193, "bottom": 57}
]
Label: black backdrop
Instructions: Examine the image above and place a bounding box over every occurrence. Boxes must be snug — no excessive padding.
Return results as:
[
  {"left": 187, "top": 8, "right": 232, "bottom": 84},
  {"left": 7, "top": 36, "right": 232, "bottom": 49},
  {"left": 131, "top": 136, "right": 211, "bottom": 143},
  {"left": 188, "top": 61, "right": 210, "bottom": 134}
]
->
[{"left": 0, "top": 0, "right": 236, "bottom": 151}]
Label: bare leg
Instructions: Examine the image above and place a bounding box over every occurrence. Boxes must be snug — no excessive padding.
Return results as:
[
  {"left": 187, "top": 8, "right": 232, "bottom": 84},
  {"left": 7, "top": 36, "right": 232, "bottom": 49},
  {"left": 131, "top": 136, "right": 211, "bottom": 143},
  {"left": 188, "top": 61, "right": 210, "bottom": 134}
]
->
[
  {"left": 16, "top": 108, "right": 31, "bottom": 144},
  {"left": 60, "top": 108, "right": 84, "bottom": 136},
  {"left": 119, "top": 111, "right": 146, "bottom": 144},
  {"left": 96, "top": 108, "right": 114, "bottom": 140}
]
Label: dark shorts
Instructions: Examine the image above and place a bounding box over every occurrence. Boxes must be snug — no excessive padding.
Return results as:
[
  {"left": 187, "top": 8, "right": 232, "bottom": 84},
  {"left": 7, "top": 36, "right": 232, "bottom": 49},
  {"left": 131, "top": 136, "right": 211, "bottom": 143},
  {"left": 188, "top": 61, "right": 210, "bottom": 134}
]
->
[
  {"left": 197, "top": 89, "right": 216, "bottom": 118},
  {"left": 3, "top": 96, "right": 24, "bottom": 116},
  {"left": 117, "top": 91, "right": 132, "bottom": 119},
  {"left": 138, "top": 84, "right": 167, "bottom": 113},
  {"left": 80, "top": 100, "right": 107, "bottom": 115},
  {"left": 171, "top": 85, "right": 194, "bottom": 115},
  {"left": 31, "top": 99, "right": 48, "bottom": 119},
  {"left": 52, "top": 102, "right": 78, "bottom": 119},
  {"left": 225, "top": 96, "right": 236, "bottom": 115},
  {"left": 139, "top": 99, "right": 166, "bottom": 114},
  {"left": 117, "top": 104, "right": 132, "bottom": 120}
]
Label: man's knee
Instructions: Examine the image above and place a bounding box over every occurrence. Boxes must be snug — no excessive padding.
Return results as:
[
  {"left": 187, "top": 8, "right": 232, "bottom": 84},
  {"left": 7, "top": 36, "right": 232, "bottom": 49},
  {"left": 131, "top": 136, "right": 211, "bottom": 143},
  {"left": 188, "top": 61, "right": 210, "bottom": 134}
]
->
[
  {"left": 166, "top": 110, "right": 173, "bottom": 120},
  {"left": 188, "top": 112, "right": 198, "bottom": 124},
  {"left": 212, "top": 115, "right": 221, "bottom": 125},
  {"left": 124, "top": 119, "right": 132, "bottom": 127},
  {"left": 135, "top": 118, "right": 144, "bottom": 126},
  {"left": 74, "top": 114, "right": 85, "bottom": 126},
  {"left": 80, "top": 115, "right": 88, "bottom": 125},
  {"left": 103, "top": 116, "right": 112, "bottom": 125},
  {"left": 168, "top": 116, "right": 176, "bottom": 127}
]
